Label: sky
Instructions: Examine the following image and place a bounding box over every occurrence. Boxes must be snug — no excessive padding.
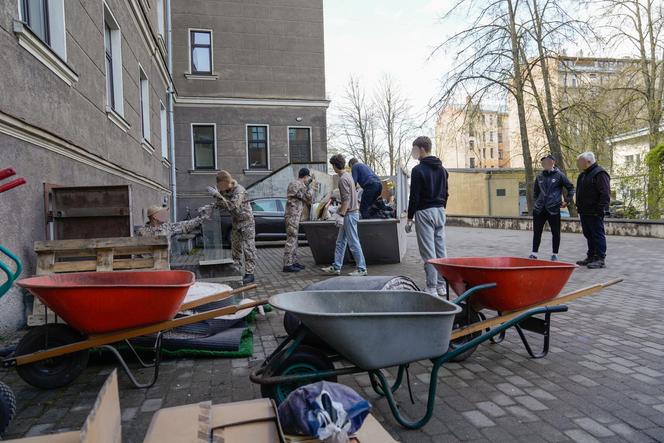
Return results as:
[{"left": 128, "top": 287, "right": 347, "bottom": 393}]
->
[{"left": 323, "top": 0, "right": 460, "bottom": 133}]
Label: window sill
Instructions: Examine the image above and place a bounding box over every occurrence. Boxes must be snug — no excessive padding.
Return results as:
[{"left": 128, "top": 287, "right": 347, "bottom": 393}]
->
[
  {"left": 188, "top": 169, "right": 220, "bottom": 175},
  {"left": 13, "top": 20, "right": 79, "bottom": 86},
  {"left": 106, "top": 107, "right": 131, "bottom": 132},
  {"left": 141, "top": 139, "right": 155, "bottom": 153},
  {"left": 243, "top": 169, "right": 273, "bottom": 175},
  {"left": 162, "top": 158, "right": 171, "bottom": 167},
  {"left": 185, "top": 73, "right": 218, "bottom": 81}
]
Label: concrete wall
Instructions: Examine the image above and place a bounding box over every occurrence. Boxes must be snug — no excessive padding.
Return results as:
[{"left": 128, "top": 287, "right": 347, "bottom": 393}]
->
[
  {"left": 173, "top": 105, "right": 327, "bottom": 215},
  {"left": 171, "top": 0, "right": 325, "bottom": 100},
  {"left": 447, "top": 215, "right": 664, "bottom": 239},
  {"left": 0, "top": 1, "right": 171, "bottom": 332},
  {"left": 447, "top": 169, "right": 523, "bottom": 217}
]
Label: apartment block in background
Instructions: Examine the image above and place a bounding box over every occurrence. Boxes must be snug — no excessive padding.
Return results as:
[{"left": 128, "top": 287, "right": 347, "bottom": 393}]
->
[{"left": 170, "top": 0, "right": 329, "bottom": 216}]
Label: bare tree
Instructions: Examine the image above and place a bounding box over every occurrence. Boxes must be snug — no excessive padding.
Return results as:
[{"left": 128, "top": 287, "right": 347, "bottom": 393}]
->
[
  {"left": 375, "top": 76, "right": 416, "bottom": 175},
  {"left": 432, "top": 0, "right": 538, "bottom": 210},
  {"left": 596, "top": 0, "right": 664, "bottom": 217},
  {"left": 337, "top": 76, "right": 385, "bottom": 173}
]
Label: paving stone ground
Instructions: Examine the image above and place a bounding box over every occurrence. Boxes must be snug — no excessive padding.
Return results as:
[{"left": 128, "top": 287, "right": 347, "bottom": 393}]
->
[{"left": 2, "top": 226, "right": 664, "bottom": 442}]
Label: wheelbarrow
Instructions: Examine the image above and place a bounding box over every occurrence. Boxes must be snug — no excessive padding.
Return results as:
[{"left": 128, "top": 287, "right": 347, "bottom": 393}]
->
[
  {"left": 429, "top": 257, "right": 579, "bottom": 361},
  {"left": 250, "top": 277, "right": 621, "bottom": 429},
  {"left": 4, "top": 270, "right": 267, "bottom": 389}
]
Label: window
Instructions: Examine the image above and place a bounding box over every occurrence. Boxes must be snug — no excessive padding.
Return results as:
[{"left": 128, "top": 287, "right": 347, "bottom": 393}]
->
[
  {"left": 483, "top": 148, "right": 486, "bottom": 158},
  {"left": 251, "top": 199, "right": 280, "bottom": 212},
  {"left": 469, "top": 158, "right": 476, "bottom": 168},
  {"left": 247, "top": 125, "right": 269, "bottom": 170},
  {"left": 156, "top": 0, "right": 164, "bottom": 37},
  {"left": 190, "top": 30, "right": 212, "bottom": 74},
  {"left": 104, "top": 7, "right": 123, "bottom": 116},
  {"left": 160, "top": 102, "right": 168, "bottom": 159},
  {"left": 17, "top": 0, "right": 67, "bottom": 61},
  {"left": 496, "top": 189, "right": 506, "bottom": 197},
  {"left": 139, "top": 67, "right": 150, "bottom": 142},
  {"left": 288, "top": 127, "right": 312, "bottom": 163},
  {"left": 625, "top": 155, "right": 634, "bottom": 164},
  {"left": 469, "top": 140, "right": 475, "bottom": 149},
  {"left": 499, "top": 150, "right": 504, "bottom": 160},
  {"left": 498, "top": 132, "right": 503, "bottom": 143},
  {"left": 192, "top": 124, "right": 216, "bottom": 170},
  {"left": 21, "top": 0, "right": 49, "bottom": 44},
  {"left": 490, "top": 148, "right": 494, "bottom": 158},
  {"left": 490, "top": 132, "right": 494, "bottom": 142}
]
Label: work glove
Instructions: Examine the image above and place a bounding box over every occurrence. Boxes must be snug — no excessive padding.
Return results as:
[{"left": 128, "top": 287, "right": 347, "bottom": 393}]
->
[
  {"left": 334, "top": 215, "right": 344, "bottom": 228},
  {"left": 207, "top": 186, "right": 223, "bottom": 200},
  {"left": 198, "top": 204, "right": 213, "bottom": 219},
  {"left": 405, "top": 220, "right": 414, "bottom": 233}
]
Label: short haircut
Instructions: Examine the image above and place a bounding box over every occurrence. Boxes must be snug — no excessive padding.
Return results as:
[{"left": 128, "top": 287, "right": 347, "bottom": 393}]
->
[
  {"left": 413, "top": 136, "right": 432, "bottom": 153},
  {"left": 216, "top": 170, "right": 233, "bottom": 183},
  {"left": 329, "top": 153, "right": 346, "bottom": 170},
  {"left": 298, "top": 167, "right": 311, "bottom": 178},
  {"left": 577, "top": 152, "right": 596, "bottom": 163},
  {"left": 348, "top": 158, "right": 359, "bottom": 167}
]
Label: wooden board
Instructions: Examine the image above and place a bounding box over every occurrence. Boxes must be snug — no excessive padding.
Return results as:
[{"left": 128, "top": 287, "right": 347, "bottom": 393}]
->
[{"left": 28, "top": 236, "right": 170, "bottom": 326}]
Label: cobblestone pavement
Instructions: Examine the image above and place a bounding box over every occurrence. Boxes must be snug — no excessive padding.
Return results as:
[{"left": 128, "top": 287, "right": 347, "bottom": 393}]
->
[{"left": 2, "top": 227, "right": 664, "bottom": 442}]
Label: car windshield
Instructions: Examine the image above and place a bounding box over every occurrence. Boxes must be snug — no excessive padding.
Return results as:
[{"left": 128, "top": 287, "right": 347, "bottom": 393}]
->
[{"left": 251, "top": 199, "right": 280, "bottom": 212}]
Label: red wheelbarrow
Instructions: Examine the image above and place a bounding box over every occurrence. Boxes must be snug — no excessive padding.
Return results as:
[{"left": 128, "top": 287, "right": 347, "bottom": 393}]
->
[
  {"left": 3, "top": 270, "right": 266, "bottom": 389},
  {"left": 429, "top": 257, "right": 617, "bottom": 361}
]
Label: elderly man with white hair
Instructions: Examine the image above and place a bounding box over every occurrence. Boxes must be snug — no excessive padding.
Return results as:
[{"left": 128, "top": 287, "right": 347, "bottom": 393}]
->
[{"left": 575, "top": 152, "right": 611, "bottom": 269}]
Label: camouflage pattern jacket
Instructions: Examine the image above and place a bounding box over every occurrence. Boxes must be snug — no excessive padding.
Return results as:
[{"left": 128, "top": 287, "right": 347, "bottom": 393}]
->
[
  {"left": 137, "top": 216, "right": 206, "bottom": 237},
  {"left": 213, "top": 184, "right": 254, "bottom": 229},
  {"left": 285, "top": 180, "right": 313, "bottom": 223}
]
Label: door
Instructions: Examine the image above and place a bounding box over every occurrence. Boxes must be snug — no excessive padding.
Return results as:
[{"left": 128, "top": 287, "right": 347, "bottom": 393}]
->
[{"left": 288, "top": 127, "right": 311, "bottom": 163}]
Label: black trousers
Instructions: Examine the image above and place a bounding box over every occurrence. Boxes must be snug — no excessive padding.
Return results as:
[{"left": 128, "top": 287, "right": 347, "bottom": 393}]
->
[
  {"left": 580, "top": 214, "right": 607, "bottom": 258},
  {"left": 532, "top": 210, "right": 561, "bottom": 254}
]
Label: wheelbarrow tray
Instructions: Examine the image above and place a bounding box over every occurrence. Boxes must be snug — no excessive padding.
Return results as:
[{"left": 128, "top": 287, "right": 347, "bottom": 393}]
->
[
  {"left": 428, "top": 257, "right": 576, "bottom": 311},
  {"left": 268, "top": 290, "right": 461, "bottom": 370},
  {"left": 17, "top": 270, "right": 195, "bottom": 334}
]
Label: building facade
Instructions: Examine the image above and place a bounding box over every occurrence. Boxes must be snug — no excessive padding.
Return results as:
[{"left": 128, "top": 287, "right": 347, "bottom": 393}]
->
[
  {"left": 435, "top": 104, "right": 511, "bottom": 169},
  {"left": 170, "top": 0, "right": 328, "bottom": 216},
  {"left": 0, "top": 0, "right": 172, "bottom": 332}
]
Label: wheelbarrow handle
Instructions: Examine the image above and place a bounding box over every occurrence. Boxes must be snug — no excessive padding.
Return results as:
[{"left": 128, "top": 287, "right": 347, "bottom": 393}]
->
[
  {"left": 0, "top": 178, "right": 27, "bottom": 194},
  {"left": 0, "top": 245, "right": 23, "bottom": 297},
  {"left": 0, "top": 168, "right": 16, "bottom": 181},
  {"left": 453, "top": 282, "right": 497, "bottom": 305}
]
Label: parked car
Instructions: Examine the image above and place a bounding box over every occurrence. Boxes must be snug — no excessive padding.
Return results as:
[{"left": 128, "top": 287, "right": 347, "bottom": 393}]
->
[{"left": 220, "top": 197, "right": 306, "bottom": 246}]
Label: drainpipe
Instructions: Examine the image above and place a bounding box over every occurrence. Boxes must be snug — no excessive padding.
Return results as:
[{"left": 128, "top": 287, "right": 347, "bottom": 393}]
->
[
  {"left": 486, "top": 171, "right": 493, "bottom": 216},
  {"left": 166, "top": 0, "right": 177, "bottom": 220}
]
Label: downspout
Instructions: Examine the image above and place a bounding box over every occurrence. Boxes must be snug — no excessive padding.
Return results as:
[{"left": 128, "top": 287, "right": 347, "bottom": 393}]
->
[
  {"left": 166, "top": 0, "right": 177, "bottom": 220},
  {"left": 486, "top": 171, "right": 493, "bottom": 216}
]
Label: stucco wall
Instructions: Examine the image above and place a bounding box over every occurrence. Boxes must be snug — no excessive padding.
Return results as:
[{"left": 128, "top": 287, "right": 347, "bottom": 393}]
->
[{"left": 447, "top": 170, "right": 523, "bottom": 217}]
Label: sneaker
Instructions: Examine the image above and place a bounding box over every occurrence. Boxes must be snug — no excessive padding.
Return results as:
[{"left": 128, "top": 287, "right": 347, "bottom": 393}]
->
[
  {"left": 242, "top": 274, "right": 255, "bottom": 284},
  {"left": 436, "top": 286, "right": 447, "bottom": 297},
  {"left": 348, "top": 269, "right": 368, "bottom": 276},
  {"left": 424, "top": 287, "right": 437, "bottom": 296},
  {"left": 550, "top": 254, "right": 559, "bottom": 262},
  {"left": 576, "top": 256, "right": 592, "bottom": 266},
  {"left": 282, "top": 265, "right": 301, "bottom": 273},
  {"left": 321, "top": 266, "right": 341, "bottom": 275},
  {"left": 293, "top": 263, "right": 306, "bottom": 270},
  {"left": 587, "top": 257, "right": 606, "bottom": 269},
  {"left": 528, "top": 254, "right": 538, "bottom": 259}
]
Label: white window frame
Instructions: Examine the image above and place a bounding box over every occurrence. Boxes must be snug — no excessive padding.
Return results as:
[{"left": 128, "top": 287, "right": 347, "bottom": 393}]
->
[
  {"left": 187, "top": 28, "right": 214, "bottom": 76},
  {"left": 104, "top": 4, "right": 124, "bottom": 118},
  {"left": 139, "top": 65, "right": 151, "bottom": 143},
  {"left": 160, "top": 101, "right": 168, "bottom": 160},
  {"left": 156, "top": 0, "right": 164, "bottom": 37},
  {"left": 287, "top": 126, "right": 313, "bottom": 164},
  {"left": 190, "top": 123, "right": 218, "bottom": 171},
  {"left": 245, "top": 124, "right": 271, "bottom": 171}
]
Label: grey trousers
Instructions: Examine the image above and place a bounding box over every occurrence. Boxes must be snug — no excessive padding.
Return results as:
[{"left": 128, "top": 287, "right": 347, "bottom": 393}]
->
[{"left": 415, "top": 207, "right": 447, "bottom": 289}]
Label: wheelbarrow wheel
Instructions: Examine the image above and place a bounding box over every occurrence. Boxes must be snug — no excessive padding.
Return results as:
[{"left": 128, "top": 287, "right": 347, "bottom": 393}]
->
[
  {"left": 448, "top": 304, "right": 482, "bottom": 362},
  {"left": 0, "top": 381, "right": 16, "bottom": 435},
  {"left": 260, "top": 346, "right": 336, "bottom": 405},
  {"left": 15, "top": 324, "right": 89, "bottom": 389}
]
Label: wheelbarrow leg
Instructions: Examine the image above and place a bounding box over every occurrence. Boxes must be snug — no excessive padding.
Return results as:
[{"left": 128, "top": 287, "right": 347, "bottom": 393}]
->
[
  {"left": 514, "top": 312, "right": 553, "bottom": 359},
  {"left": 100, "top": 332, "right": 163, "bottom": 389},
  {"left": 369, "top": 365, "right": 406, "bottom": 397}
]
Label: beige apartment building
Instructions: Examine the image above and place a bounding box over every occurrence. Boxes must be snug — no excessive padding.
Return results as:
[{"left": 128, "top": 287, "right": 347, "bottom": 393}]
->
[{"left": 435, "top": 104, "right": 511, "bottom": 169}]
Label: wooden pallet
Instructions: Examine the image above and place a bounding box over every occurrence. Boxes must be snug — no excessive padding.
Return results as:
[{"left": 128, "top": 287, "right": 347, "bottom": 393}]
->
[{"left": 28, "top": 236, "right": 170, "bottom": 326}]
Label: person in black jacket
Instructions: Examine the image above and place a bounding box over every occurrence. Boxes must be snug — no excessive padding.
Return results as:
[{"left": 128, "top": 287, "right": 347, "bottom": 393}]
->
[
  {"left": 529, "top": 154, "right": 575, "bottom": 261},
  {"left": 406, "top": 136, "right": 449, "bottom": 296},
  {"left": 575, "top": 152, "right": 611, "bottom": 269}
]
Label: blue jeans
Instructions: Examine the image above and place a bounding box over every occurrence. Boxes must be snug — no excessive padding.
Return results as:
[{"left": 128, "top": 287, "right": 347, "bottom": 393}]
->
[
  {"left": 580, "top": 214, "right": 607, "bottom": 258},
  {"left": 333, "top": 211, "right": 366, "bottom": 271}
]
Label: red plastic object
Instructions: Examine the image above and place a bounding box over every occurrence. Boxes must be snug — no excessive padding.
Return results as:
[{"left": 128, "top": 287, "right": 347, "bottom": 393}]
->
[
  {"left": 17, "top": 270, "right": 195, "bottom": 334},
  {"left": 0, "top": 178, "right": 27, "bottom": 194},
  {"left": 428, "top": 257, "right": 576, "bottom": 311},
  {"left": 0, "top": 168, "right": 16, "bottom": 181}
]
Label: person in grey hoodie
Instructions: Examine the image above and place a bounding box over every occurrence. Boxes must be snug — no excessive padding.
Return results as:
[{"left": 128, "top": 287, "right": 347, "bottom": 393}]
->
[
  {"left": 406, "top": 136, "right": 449, "bottom": 296},
  {"left": 529, "top": 154, "right": 575, "bottom": 261}
]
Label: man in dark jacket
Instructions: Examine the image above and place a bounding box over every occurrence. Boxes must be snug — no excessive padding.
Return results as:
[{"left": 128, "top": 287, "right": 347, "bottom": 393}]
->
[
  {"left": 529, "top": 154, "right": 575, "bottom": 261},
  {"left": 575, "top": 152, "right": 611, "bottom": 269},
  {"left": 348, "top": 158, "right": 383, "bottom": 219},
  {"left": 406, "top": 136, "right": 449, "bottom": 296}
]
